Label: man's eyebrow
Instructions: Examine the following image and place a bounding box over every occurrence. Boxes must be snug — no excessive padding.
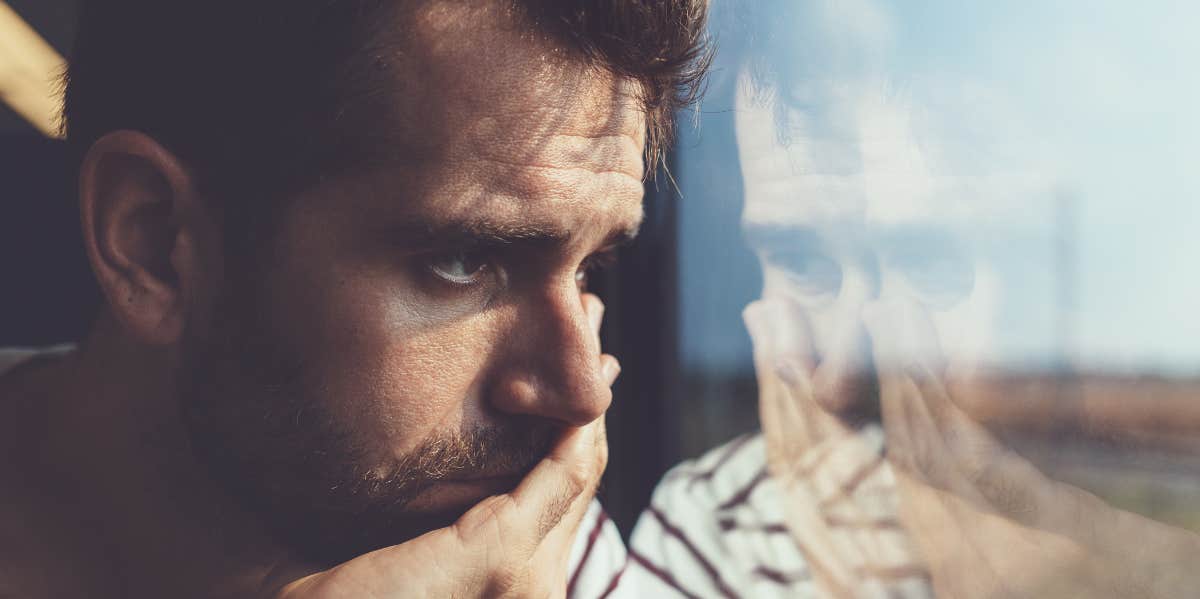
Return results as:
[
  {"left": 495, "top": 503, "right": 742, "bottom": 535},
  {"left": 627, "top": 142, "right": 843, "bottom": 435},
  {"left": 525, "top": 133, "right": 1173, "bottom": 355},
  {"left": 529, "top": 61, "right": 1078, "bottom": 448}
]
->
[
  {"left": 384, "top": 217, "right": 640, "bottom": 251},
  {"left": 741, "top": 222, "right": 823, "bottom": 252},
  {"left": 742, "top": 221, "right": 967, "bottom": 254}
]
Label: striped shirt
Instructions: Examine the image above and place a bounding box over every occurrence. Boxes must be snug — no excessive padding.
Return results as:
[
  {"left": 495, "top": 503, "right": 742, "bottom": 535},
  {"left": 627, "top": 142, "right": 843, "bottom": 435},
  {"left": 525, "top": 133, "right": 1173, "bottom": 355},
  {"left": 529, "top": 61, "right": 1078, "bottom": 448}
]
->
[
  {"left": 625, "top": 433, "right": 819, "bottom": 598},
  {"left": 566, "top": 499, "right": 636, "bottom": 598}
]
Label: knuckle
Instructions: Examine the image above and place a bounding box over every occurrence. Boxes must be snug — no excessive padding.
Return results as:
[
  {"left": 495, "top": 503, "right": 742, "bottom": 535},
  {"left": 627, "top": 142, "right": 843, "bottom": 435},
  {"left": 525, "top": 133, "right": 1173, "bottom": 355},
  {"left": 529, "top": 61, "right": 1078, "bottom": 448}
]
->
[
  {"left": 594, "top": 443, "right": 609, "bottom": 475},
  {"left": 562, "top": 459, "right": 592, "bottom": 497}
]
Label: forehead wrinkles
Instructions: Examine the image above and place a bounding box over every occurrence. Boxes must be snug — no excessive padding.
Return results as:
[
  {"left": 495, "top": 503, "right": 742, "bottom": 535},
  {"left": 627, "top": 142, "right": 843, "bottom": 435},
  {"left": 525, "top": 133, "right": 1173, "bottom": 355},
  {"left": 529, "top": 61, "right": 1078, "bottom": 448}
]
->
[
  {"left": 333, "top": 1, "right": 651, "bottom": 174},
  {"left": 407, "top": 1, "right": 646, "bottom": 151},
  {"left": 467, "top": 123, "right": 645, "bottom": 183}
]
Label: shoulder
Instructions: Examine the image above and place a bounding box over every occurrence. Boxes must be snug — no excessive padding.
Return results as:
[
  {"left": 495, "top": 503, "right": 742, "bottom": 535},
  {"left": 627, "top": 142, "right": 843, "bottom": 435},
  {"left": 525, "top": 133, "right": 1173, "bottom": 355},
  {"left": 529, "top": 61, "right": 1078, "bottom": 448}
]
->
[
  {"left": 0, "top": 345, "right": 75, "bottom": 379},
  {"left": 625, "top": 433, "right": 817, "bottom": 598},
  {"left": 0, "top": 345, "right": 75, "bottom": 417},
  {"left": 0, "top": 344, "right": 106, "bottom": 598},
  {"left": 0, "top": 345, "right": 74, "bottom": 457}
]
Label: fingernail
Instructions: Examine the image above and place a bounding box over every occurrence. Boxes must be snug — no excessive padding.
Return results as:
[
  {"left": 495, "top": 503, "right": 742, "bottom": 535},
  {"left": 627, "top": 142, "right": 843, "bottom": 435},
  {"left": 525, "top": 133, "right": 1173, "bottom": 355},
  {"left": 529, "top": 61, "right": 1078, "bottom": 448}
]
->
[
  {"left": 602, "top": 357, "right": 621, "bottom": 384},
  {"left": 742, "top": 300, "right": 769, "bottom": 340},
  {"left": 745, "top": 299, "right": 796, "bottom": 355}
]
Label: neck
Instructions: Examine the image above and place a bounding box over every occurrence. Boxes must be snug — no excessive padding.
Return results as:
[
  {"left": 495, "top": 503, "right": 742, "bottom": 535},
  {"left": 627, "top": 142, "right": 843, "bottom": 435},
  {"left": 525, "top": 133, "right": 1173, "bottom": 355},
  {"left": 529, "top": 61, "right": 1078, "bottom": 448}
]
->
[{"left": 40, "top": 315, "right": 313, "bottom": 598}]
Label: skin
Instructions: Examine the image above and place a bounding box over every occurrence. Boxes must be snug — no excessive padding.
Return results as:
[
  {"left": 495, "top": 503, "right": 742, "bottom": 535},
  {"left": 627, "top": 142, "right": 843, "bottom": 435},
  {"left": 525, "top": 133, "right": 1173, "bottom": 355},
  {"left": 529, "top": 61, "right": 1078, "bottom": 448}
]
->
[
  {"left": 0, "top": 3, "right": 641, "bottom": 598},
  {"left": 735, "top": 72, "right": 999, "bottom": 416},
  {"left": 735, "top": 70, "right": 955, "bottom": 597},
  {"left": 734, "top": 66, "right": 1200, "bottom": 598}
]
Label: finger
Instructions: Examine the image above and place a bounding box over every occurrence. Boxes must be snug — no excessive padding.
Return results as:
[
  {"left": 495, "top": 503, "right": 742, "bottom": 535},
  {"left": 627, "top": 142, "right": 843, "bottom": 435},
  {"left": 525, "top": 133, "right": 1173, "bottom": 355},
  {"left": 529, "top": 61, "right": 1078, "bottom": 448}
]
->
[
  {"left": 866, "top": 305, "right": 1034, "bottom": 519},
  {"left": 745, "top": 299, "right": 809, "bottom": 455},
  {"left": 870, "top": 352, "right": 916, "bottom": 479},
  {"left": 862, "top": 299, "right": 946, "bottom": 464},
  {"left": 865, "top": 299, "right": 1003, "bottom": 471},
  {"left": 599, "top": 354, "right": 621, "bottom": 387},
  {"left": 454, "top": 418, "right": 604, "bottom": 552},
  {"left": 883, "top": 375, "right": 963, "bottom": 492},
  {"left": 743, "top": 297, "right": 818, "bottom": 372},
  {"left": 530, "top": 424, "right": 609, "bottom": 595},
  {"left": 776, "top": 364, "right": 825, "bottom": 457},
  {"left": 744, "top": 299, "right": 826, "bottom": 449},
  {"left": 809, "top": 426, "right": 886, "bottom": 507},
  {"left": 279, "top": 422, "right": 606, "bottom": 598},
  {"left": 779, "top": 479, "right": 860, "bottom": 594},
  {"left": 811, "top": 312, "right": 876, "bottom": 418}
]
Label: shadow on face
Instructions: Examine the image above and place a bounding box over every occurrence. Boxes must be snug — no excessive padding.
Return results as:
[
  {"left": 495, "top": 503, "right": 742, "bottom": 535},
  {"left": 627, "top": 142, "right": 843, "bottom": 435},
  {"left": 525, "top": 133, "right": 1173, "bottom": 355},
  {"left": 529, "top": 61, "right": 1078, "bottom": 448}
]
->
[{"left": 175, "top": 4, "right": 647, "bottom": 565}]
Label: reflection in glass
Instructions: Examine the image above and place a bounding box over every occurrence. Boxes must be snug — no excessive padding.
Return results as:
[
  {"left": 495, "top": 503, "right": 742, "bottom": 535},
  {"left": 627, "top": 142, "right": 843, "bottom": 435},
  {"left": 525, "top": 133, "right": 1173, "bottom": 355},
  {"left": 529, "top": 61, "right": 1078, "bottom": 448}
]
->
[{"left": 636, "top": 0, "right": 1200, "bottom": 597}]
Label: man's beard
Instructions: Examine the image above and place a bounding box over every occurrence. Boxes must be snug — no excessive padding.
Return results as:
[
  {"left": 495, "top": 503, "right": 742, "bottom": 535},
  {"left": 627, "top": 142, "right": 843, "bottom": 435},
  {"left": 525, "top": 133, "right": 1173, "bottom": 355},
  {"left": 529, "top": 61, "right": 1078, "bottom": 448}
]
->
[{"left": 178, "top": 272, "right": 556, "bottom": 566}]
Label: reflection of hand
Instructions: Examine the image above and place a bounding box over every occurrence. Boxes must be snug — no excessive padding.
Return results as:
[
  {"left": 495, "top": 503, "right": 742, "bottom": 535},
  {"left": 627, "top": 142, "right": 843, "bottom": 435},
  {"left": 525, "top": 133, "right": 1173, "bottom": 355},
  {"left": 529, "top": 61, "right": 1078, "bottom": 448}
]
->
[
  {"left": 744, "top": 299, "right": 933, "bottom": 599},
  {"left": 270, "top": 295, "right": 619, "bottom": 599},
  {"left": 864, "top": 298, "right": 1200, "bottom": 598}
]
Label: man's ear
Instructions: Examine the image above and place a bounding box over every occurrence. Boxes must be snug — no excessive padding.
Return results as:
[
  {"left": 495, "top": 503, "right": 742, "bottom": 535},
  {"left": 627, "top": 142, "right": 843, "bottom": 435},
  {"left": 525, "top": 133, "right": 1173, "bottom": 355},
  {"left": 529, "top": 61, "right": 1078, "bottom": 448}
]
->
[{"left": 80, "top": 131, "right": 212, "bottom": 346}]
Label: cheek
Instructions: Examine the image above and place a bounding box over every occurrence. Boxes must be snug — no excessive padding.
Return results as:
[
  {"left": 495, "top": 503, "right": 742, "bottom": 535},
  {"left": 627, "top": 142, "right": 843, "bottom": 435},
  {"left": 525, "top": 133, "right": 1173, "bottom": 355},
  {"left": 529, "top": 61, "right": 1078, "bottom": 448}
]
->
[
  {"left": 759, "top": 262, "right": 862, "bottom": 359},
  {"left": 263, "top": 255, "right": 500, "bottom": 461}
]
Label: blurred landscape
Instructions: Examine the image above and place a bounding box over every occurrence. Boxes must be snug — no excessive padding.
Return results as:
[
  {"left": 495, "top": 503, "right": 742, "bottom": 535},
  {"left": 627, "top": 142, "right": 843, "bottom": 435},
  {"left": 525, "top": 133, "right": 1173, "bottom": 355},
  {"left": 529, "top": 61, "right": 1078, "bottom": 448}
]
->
[
  {"left": 679, "top": 370, "right": 1200, "bottom": 532},
  {"left": 974, "top": 372, "right": 1200, "bottom": 532}
]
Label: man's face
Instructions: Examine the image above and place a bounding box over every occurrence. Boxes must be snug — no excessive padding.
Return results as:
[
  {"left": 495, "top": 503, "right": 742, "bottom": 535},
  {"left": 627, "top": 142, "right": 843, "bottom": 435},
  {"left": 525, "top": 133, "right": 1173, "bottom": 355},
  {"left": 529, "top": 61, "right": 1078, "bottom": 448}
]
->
[
  {"left": 734, "top": 74, "right": 1000, "bottom": 413},
  {"left": 180, "top": 5, "right": 645, "bottom": 565}
]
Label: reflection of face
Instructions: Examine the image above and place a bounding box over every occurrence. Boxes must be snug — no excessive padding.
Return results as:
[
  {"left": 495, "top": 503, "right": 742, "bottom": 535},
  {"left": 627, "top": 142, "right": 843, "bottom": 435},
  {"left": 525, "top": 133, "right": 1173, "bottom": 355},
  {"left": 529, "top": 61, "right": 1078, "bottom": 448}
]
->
[
  {"left": 179, "top": 6, "right": 644, "bottom": 566},
  {"left": 735, "top": 74, "right": 999, "bottom": 398}
]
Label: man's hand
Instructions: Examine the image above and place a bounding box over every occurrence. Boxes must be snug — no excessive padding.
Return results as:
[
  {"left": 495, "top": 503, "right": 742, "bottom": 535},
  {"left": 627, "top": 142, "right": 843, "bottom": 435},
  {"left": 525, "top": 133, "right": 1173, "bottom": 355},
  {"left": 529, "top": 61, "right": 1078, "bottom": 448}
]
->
[
  {"left": 744, "top": 299, "right": 932, "bottom": 598},
  {"left": 274, "top": 419, "right": 609, "bottom": 599},
  {"left": 747, "top": 294, "right": 1200, "bottom": 598},
  {"left": 863, "top": 298, "right": 1200, "bottom": 598},
  {"left": 269, "top": 294, "right": 619, "bottom": 599}
]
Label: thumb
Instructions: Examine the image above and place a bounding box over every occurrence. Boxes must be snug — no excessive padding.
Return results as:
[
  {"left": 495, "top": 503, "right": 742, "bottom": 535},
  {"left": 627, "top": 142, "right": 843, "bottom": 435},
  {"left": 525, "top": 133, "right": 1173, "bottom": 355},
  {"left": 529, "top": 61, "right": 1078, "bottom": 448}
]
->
[{"left": 278, "top": 419, "right": 606, "bottom": 598}]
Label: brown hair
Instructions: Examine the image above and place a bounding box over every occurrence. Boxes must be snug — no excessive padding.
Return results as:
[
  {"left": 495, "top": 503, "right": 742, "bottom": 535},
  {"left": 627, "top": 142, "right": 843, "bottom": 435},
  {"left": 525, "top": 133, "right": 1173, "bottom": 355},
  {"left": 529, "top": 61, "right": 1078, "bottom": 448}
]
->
[{"left": 61, "top": 0, "right": 712, "bottom": 199}]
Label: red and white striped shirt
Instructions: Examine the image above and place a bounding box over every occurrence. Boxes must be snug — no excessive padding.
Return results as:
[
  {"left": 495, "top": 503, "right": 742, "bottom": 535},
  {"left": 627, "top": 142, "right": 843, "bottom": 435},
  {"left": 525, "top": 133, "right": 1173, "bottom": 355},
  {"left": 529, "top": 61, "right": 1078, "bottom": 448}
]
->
[
  {"left": 625, "top": 433, "right": 818, "bottom": 598},
  {"left": 565, "top": 499, "right": 635, "bottom": 598}
]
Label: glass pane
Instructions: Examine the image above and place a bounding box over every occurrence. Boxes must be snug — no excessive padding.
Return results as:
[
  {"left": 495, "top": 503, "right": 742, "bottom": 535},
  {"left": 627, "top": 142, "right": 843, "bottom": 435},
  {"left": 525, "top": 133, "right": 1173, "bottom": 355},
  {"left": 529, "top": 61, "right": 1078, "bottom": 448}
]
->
[{"left": 656, "top": 0, "right": 1200, "bottom": 595}]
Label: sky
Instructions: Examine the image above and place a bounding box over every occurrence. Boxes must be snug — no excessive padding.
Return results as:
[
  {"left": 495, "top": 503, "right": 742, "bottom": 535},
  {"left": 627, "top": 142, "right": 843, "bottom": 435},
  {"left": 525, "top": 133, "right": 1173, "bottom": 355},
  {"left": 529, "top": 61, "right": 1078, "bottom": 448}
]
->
[{"left": 677, "top": 0, "right": 1200, "bottom": 377}]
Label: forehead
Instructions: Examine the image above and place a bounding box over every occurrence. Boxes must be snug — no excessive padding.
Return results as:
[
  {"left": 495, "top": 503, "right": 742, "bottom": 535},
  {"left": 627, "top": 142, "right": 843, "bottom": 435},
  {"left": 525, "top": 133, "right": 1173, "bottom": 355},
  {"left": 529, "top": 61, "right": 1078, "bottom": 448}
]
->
[
  {"left": 377, "top": 2, "right": 646, "bottom": 166},
  {"left": 333, "top": 1, "right": 648, "bottom": 233},
  {"left": 733, "top": 74, "right": 979, "bottom": 233}
]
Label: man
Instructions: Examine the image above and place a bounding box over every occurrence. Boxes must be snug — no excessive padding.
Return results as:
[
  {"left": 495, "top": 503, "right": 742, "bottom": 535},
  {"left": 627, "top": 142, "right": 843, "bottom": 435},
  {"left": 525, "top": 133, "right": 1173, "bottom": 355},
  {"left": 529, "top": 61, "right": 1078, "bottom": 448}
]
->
[
  {"left": 627, "top": 2, "right": 1200, "bottom": 597},
  {"left": 0, "top": 1, "right": 710, "bottom": 597}
]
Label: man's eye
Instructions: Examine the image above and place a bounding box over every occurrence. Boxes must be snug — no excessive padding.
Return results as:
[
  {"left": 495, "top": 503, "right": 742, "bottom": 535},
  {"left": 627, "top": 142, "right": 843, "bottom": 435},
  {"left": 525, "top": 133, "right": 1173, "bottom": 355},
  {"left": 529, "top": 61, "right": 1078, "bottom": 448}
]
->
[
  {"left": 576, "top": 250, "right": 619, "bottom": 290},
  {"left": 768, "top": 250, "right": 843, "bottom": 297},
  {"left": 889, "top": 251, "right": 976, "bottom": 308},
  {"left": 427, "top": 249, "right": 490, "bottom": 285}
]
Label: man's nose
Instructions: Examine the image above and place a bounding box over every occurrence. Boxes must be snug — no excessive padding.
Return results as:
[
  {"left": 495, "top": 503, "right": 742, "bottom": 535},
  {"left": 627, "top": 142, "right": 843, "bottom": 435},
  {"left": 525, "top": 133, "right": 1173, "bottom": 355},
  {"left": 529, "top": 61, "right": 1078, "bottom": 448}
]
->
[
  {"left": 486, "top": 284, "right": 612, "bottom": 426},
  {"left": 811, "top": 263, "right": 880, "bottom": 422}
]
